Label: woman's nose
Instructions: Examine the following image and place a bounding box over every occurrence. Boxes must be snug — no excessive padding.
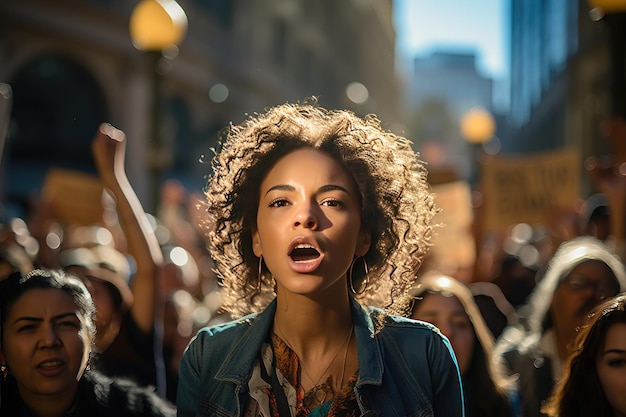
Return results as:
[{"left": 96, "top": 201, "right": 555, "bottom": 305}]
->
[
  {"left": 39, "top": 325, "right": 61, "bottom": 349},
  {"left": 293, "top": 204, "right": 319, "bottom": 229}
]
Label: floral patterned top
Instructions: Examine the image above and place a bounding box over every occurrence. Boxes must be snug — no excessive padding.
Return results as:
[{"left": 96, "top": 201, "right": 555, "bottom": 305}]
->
[{"left": 244, "top": 333, "right": 359, "bottom": 417}]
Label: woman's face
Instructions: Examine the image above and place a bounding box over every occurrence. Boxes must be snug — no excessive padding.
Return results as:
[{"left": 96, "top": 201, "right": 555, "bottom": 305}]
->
[
  {"left": 252, "top": 148, "right": 370, "bottom": 298},
  {"left": 596, "top": 322, "right": 626, "bottom": 417},
  {"left": 412, "top": 293, "right": 475, "bottom": 374},
  {"left": 0, "top": 288, "right": 92, "bottom": 401},
  {"left": 552, "top": 260, "right": 620, "bottom": 349},
  {"left": 64, "top": 266, "right": 116, "bottom": 334}
]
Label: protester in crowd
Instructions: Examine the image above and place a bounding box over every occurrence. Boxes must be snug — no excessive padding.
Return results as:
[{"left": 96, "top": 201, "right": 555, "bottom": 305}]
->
[
  {"left": 494, "top": 235, "right": 626, "bottom": 417},
  {"left": 0, "top": 239, "right": 34, "bottom": 279},
  {"left": 0, "top": 217, "right": 38, "bottom": 279},
  {"left": 469, "top": 281, "right": 518, "bottom": 339},
  {"left": 411, "top": 271, "right": 519, "bottom": 417},
  {"left": 0, "top": 268, "right": 176, "bottom": 417},
  {"left": 157, "top": 179, "right": 219, "bottom": 303},
  {"left": 489, "top": 223, "right": 553, "bottom": 309},
  {"left": 162, "top": 288, "right": 198, "bottom": 403},
  {"left": 177, "top": 100, "right": 463, "bottom": 416},
  {"left": 159, "top": 244, "right": 203, "bottom": 402},
  {"left": 579, "top": 193, "right": 611, "bottom": 242},
  {"left": 59, "top": 123, "right": 166, "bottom": 395},
  {"left": 542, "top": 293, "right": 626, "bottom": 417}
]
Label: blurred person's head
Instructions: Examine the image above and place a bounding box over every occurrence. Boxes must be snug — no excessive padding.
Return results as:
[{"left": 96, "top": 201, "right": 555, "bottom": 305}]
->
[
  {"left": 580, "top": 193, "right": 610, "bottom": 241},
  {"left": 0, "top": 241, "right": 35, "bottom": 280},
  {"left": 58, "top": 245, "right": 132, "bottom": 352},
  {"left": 411, "top": 272, "right": 497, "bottom": 375},
  {"left": 163, "top": 289, "right": 197, "bottom": 367},
  {"left": 161, "top": 245, "right": 200, "bottom": 296},
  {"left": 410, "top": 272, "right": 514, "bottom": 416},
  {"left": 543, "top": 293, "right": 626, "bottom": 417},
  {"left": 469, "top": 281, "right": 518, "bottom": 339},
  {"left": 491, "top": 223, "right": 552, "bottom": 307},
  {"left": 522, "top": 236, "right": 626, "bottom": 360},
  {"left": 0, "top": 269, "right": 96, "bottom": 412}
]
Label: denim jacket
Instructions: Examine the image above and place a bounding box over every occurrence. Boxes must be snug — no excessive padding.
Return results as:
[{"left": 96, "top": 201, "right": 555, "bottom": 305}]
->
[{"left": 177, "top": 297, "right": 464, "bottom": 417}]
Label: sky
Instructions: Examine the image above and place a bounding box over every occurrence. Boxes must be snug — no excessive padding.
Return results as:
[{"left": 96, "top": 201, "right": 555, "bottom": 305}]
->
[{"left": 393, "top": 0, "right": 509, "bottom": 80}]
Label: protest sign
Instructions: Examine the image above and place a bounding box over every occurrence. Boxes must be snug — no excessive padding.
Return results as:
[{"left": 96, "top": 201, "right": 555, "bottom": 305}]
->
[
  {"left": 41, "top": 167, "right": 105, "bottom": 227},
  {"left": 480, "top": 148, "right": 580, "bottom": 232},
  {"left": 429, "top": 180, "right": 476, "bottom": 279}
]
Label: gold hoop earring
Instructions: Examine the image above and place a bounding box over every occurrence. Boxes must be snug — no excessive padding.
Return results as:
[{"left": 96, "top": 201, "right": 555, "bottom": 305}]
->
[
  {"left": 349, "top": 256, "right": 369, "bottom": 295},
  {"left": 257, "top": 256, "right": 264, "bottom": 293}
]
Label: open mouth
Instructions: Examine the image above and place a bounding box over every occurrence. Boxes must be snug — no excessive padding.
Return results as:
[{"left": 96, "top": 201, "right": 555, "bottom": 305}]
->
[
  {"left": 289, "top": 244, "right": 320, "bottom": 262},
  {"left": 38, "top": 360, "right": 64, "bottom": 369}
]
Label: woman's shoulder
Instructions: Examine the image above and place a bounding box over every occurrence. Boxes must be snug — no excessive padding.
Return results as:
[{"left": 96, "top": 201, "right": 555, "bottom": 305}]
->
[
  {"left": 365, "top": 305, "right": 441, "bottom": 334},
  {"left": 361, "top": 305, "right": 451, "bottom": 352},
  {"left": 192, "top": 312, "right": 260, "bottom": 343}
]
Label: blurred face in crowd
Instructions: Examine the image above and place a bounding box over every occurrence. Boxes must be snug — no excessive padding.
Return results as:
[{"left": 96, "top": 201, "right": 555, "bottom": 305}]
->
[
  {"left": 0, "top": 288, "right": 92, "bottom": 403},
  {"left": 596, "top": 323, "right": 626, "bottom": 417},
  {"left": 596, "top": 322, "right": 626, "bottom": 417},
  {"left": 551, "top": 260, "right": 620, "bottom": 350},
  {"left": 65, "top": 265, "right": 119, "bottom": 351},
  {"left": 412, "top": 293, "right": 475, "bottom": 374}
]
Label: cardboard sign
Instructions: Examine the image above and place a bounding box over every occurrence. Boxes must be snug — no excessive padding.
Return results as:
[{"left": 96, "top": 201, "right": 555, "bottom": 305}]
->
[
  {"left": 480, "top": 148, "right": 580, "bottom": 232},
  {"left": 429, "top": 180, "right": 476, "bottom": 276},
  {"left": 41, "top": 167, "right": 105, "bottom": 227}
]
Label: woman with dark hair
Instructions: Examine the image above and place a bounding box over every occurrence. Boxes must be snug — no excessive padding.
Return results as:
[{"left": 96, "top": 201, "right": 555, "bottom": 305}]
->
[
  {"left": 543, "top": 293, "right": 626, "bottom": 417},
  {"left": 0, "top": 268, "right": 176, "bottom": 417},
  {"left": 411, "top": 271, "right": 520, "bottom": 417}
]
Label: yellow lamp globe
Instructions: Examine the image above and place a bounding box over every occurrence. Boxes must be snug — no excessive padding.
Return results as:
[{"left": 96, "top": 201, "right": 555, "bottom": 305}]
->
[
  {"left": 130, "top": 0, "right": 188, "bottom": 51},
  {"left": 460, "top": 106, "right": 496, "bottom": 144}
]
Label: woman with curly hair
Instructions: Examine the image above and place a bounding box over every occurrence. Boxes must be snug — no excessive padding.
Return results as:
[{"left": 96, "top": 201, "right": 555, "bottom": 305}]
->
[
  {"left": 177, "top": 100, "right": 463, "bottom": 416},
  {"left": 542, "top": 293, "right": 626, "bottom": 417}
]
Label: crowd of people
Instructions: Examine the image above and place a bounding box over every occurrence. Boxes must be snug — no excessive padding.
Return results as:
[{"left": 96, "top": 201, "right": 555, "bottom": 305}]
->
[{"left": 1, "top": 100, "right": 626, "bottom": 416}]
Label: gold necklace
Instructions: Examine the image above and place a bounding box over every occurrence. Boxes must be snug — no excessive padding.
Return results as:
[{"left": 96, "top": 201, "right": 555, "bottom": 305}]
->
[
  {"left": 275, "top": 320, "right": 353, "bottom": 389},
  {"left": 337, "top": 329, "right": 352, "bottom": 390}
]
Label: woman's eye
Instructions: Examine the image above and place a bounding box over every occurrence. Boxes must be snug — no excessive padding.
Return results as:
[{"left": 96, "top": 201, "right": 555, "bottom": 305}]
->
[
  {"left": 268, "top": 198, "right": 289, "bottom": 208},
  {"left": 608, "top": 358, "right": 626, "bottom": 367},
  {"left": 17, "top": 324, "right": 36, "bottom": 332},
  {"left": 321, "top": 198, "right": 343, "bottom": 208},
  {"left": 452, "top": 320, "right": 472, "bottom": 330},
  {"left": 59, "top": 320, "right": 80, "bottom": 328}
]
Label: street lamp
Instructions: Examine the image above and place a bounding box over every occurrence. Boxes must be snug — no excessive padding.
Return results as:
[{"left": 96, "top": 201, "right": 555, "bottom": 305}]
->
[
  {"left": 460, "top": 106, "right": 495, "bottom": 185},
  {"left": 460, "top": 106, "right": 495, "bottom": 144},
  {"left": 129, "top": 0, "right": 187, "bottom": 212}
]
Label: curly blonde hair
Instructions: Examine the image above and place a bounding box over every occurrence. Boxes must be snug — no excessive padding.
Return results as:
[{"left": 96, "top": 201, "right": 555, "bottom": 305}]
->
[{"left": 201, "top": 100, "right": 438, "bottom": 318}]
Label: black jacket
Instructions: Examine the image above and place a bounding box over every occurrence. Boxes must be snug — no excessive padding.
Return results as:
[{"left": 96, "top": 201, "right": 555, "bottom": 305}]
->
[{"left": 0, "top": 369, "right": 176, "bottom": 417}]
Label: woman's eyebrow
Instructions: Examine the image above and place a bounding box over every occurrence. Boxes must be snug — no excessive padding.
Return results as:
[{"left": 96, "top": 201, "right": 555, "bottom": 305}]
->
[
  {"left": 265, "top": 184, "right": 349, "bottom": 196},
  {"left": 265, "top": 184, "right": 294, "bottom": 195},
  {"left": 13, "top": 312, "right": 78, "bottom": 325},
  {"left": 601, "top": 348, "right": 626, "bottom": 356},
  {"left": 318, "top": 184, "right": 350, "bottom": 194}
]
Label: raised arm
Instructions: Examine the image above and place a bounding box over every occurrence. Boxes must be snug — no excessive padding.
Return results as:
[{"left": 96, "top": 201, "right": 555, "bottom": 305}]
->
[{"left": 91, "top": 123, "right": 164, "bottom": 333}]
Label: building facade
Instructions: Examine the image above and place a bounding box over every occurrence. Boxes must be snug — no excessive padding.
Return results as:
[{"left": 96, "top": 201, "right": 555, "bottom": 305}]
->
[
  {"left": 0, "top": 0, "right": 399, "bottom": 215},
  {"left": 506, "top": 0, "right": 615, "bottom": 197},
  {"left": 401, "top": 50, "right": 494, "bottom": 182}
]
